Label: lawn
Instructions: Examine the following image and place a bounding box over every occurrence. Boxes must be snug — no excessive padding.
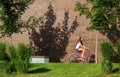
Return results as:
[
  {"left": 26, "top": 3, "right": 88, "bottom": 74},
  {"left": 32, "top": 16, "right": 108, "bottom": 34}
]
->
[{"left": 0, "top": 63, "right": 120, "bottom": 77}]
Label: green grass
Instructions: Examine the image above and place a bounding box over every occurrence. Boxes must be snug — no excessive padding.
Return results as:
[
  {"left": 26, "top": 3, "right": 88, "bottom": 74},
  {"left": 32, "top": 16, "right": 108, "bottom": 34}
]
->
[{"left": 0, "top": 63, "right": 120, "bottom": 77}]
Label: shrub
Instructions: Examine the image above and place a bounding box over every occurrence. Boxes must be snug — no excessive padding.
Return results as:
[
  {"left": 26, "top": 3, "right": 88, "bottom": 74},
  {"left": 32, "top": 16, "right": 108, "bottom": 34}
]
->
[
  {"left": 101, "top": 41, "right": 114, "bottom": 74},
  {"left": 6, "top": 45, "right": 17, "bottom": 73},
  {"left": 15, "top": 43, "right": 33, "bottom": 73},
  {"left": 17, "top": 43, "right": 32, "bottom": 62},
  {"left": 0, "top": 42, "right": 33, "bottom": 73},
  {"left": 116, "top": 39, "right": 120, "bottom": 71},
  {"left": 0, "top": 42, "right": 10, "bottom": 73},
  {"left": 0, "top": 42, "right": 9, "bottom": 61},
  {"left": 112, "top": 39, "right": 120, "bottom": 63},
  {"left": 116, "top": 40, "right": 120, "bottom": 58}
]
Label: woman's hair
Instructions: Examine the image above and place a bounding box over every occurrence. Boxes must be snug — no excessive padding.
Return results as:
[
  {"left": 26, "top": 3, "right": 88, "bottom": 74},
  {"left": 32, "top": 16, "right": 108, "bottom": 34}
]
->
[{"left": 78, "top": 37, "right": 83, "bottom": 45}]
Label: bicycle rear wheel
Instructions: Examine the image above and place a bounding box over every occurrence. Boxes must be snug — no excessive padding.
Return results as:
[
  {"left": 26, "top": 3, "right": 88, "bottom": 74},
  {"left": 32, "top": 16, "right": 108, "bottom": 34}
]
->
[
  {"left": 69, "top": 53, "right": 80, "bottom": 63},
  {"left": 84, "top": 51, "right": 91, "bottom": 63}
]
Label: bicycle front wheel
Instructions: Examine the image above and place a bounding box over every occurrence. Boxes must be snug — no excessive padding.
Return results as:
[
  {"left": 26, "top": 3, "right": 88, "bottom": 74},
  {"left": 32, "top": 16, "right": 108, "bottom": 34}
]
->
[{"left": 69, "top": 53, "right": 80, "bottom": 63}]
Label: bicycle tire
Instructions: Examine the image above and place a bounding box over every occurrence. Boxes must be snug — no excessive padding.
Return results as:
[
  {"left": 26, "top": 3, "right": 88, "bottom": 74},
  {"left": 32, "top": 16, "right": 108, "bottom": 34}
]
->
[
  {"left": 84, "top": 51, "right": 91, "bottom": 63},
  {"left": 69, "top": 53, "right": 86, "bottom": 63},
  {"left": 69, "top": 53, "right": 80, "bottom": 63}
]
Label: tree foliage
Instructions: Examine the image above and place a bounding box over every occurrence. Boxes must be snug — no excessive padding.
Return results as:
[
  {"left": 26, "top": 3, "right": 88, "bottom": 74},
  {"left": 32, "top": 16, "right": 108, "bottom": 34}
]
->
[
  {"left": 75, "top": 0, "right": 120, "bottom": 43},
  {"left": 0, "top": 0, "right": 34, "bottom": 36}
]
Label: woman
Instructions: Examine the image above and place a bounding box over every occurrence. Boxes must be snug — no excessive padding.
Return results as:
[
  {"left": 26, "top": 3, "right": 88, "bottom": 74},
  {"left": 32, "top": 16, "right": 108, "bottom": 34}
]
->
[{"left": 75, "top": 37, "right": 86, "bottom": 58}]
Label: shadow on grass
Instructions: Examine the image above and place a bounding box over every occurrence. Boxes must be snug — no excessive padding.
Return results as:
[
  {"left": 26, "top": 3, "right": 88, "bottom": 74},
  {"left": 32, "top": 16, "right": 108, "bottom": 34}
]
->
[
  {"left": 28, "top": 68, "right": 51, "bottom": 73},
  {"left": 112, "top": 68, "right": 119, "bottom": 73}
]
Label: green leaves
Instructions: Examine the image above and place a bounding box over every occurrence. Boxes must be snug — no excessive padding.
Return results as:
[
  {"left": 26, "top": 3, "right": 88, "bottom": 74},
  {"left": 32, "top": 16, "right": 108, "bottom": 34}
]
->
[
  {"left": 101, "top": 42, "right": 114, "bottom": 60},
  {"left": 75, "top": 0, "right": 120, "bottom": 43},
  {"left": 100, "top": 41, "right": 114, "bottom": 74},
  {"left": 0, "top": 42, "right": 33, "bottom": 73},
  {"left": 0, "top": 0, "right": 34, "bottom": 36},
  {"left": 75, "top": 2, "right": 89, "bottom": 16}
]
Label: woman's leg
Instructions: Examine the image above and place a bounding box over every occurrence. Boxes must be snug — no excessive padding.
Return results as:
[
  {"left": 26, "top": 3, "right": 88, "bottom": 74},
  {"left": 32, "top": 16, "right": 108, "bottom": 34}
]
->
[
  {"left": 78, "top": 48, "right": 85, "bottom": 57},
  {"left": 81, "top": 49, "right": 85, "bottom": 57}
]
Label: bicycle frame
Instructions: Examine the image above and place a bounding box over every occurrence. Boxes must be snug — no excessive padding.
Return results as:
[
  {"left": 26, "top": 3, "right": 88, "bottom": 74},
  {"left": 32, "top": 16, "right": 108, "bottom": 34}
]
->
[{"left": 68, "top": 51, "right": 91, "bottom": 63}]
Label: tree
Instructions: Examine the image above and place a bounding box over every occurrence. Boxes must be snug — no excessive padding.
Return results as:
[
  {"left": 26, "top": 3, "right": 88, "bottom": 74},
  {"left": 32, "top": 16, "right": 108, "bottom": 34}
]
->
[
  {"left": 0, "top": 0, "right": 34, "bottom": 37},
  {"left": 75, "top": 0, "right": 120, "bottom": 43}
]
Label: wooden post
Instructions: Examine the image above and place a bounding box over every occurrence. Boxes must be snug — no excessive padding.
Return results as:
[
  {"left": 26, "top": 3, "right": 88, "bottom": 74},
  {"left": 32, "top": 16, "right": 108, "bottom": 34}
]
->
[{"left": 95, "top": 31, "right": 98, "bottom": 63}]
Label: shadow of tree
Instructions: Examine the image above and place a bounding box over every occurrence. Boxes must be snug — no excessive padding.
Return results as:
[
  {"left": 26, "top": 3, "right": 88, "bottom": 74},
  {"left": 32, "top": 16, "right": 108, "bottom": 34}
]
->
[
  {"left": 27, "top": 3, "right": 79, "bottom": 62},
  {"left": 112, "top": 53, "right": 120, "bottom": 63},
  {"left": 106, "top": 28, "right": 120, "bottom": 44},
  {"left": 28, "top": 68, "right": 51, "bottom": 73},
  {"left": 112, "top": 68, "right": 119, "bottom": 73}
]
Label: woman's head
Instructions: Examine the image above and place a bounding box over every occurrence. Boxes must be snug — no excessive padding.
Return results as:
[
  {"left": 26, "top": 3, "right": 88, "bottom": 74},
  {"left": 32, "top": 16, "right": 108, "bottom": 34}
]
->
[
  {"left": 78, "top": 37, "right": 83, "bottom": 45},
  {"left": 78, "top": 37, "right": 82, "bottom": 41}
]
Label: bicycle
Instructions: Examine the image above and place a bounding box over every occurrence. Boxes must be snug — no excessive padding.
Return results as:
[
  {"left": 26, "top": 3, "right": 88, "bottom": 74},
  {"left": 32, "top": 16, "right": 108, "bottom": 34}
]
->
[{"left": 68, "top": 49, "right": 95, "bottom": 63}]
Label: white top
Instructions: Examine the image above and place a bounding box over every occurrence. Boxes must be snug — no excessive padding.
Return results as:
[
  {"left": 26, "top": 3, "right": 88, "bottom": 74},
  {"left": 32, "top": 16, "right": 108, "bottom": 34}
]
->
[{"left": 75, "top": 42, "right": 81, "bottom": 49}]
